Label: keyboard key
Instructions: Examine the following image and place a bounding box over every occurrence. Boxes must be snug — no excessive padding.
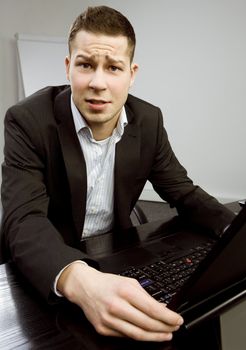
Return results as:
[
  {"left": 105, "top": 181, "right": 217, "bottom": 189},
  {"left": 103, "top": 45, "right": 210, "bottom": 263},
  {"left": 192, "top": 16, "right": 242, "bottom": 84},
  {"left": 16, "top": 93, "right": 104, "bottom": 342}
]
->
[
  {"left": 139, "top": 278, "right": 153, "bottom": 288},
  {"left": 119, "top": 241, "right": 214, "bottom": 303}
]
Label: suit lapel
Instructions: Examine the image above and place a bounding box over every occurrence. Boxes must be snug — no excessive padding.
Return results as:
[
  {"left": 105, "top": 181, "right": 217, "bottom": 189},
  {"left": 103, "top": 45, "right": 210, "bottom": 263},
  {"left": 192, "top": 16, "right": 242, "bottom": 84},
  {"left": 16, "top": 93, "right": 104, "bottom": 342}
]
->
[
  {"left": 114, "top": 104, "right": 140, "bottom": 226},
  {"left": 54, "top": 87, "right": 86, "bottom": 239}
]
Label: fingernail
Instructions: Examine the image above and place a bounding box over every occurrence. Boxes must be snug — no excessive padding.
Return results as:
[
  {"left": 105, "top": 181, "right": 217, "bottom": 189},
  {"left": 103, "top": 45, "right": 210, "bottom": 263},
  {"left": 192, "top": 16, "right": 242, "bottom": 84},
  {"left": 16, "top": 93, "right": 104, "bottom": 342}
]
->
[
  {"left": 166, "top": 333, "right": 173, "bottom": 341},
  {"left": 177, "top": 317, "right": 184, "bottom": 326}
]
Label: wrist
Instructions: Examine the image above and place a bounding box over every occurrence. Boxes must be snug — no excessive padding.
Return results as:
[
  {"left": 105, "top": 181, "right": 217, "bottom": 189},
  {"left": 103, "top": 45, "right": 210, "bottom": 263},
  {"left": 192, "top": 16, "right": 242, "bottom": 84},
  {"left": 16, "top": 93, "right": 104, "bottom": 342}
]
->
[{"left": 57, "top": 261, "right": 89, "bottom": 299}]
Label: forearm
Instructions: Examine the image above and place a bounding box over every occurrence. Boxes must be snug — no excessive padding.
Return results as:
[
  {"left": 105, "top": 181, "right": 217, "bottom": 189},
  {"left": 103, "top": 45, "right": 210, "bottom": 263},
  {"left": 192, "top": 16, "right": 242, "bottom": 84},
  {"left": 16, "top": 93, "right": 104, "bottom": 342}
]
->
[
  {"left": 174, "top": 186, "right": 236, "bottom": 235},
  {"left": 4, "top": 217, "right": 87, "bottom": 300},
  {"left": 149, "top": 117, "right": 235, "bottom": 235}
]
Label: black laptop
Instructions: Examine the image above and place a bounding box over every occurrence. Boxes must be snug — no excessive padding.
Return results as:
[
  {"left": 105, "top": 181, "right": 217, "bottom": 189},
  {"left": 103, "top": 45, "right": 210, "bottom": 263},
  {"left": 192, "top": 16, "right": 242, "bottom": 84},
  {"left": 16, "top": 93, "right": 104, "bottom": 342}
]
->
[{"left": 95, "top": 205, "right": 246, "bottom": 329}]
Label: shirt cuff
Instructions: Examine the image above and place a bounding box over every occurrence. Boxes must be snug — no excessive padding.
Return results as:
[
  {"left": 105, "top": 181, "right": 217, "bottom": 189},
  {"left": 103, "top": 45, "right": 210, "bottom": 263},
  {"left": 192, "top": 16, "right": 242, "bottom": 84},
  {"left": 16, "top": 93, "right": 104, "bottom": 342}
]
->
[{"left": 53, "top": 260, "right": 88, "bottom": 297}]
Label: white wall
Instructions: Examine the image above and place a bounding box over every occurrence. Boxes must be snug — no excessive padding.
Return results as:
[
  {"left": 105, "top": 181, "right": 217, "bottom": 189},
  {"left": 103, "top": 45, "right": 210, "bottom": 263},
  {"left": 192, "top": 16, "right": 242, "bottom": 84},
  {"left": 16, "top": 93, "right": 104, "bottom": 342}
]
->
[{"left": 0, "top": 0, "right": 246, "bottom": 203}]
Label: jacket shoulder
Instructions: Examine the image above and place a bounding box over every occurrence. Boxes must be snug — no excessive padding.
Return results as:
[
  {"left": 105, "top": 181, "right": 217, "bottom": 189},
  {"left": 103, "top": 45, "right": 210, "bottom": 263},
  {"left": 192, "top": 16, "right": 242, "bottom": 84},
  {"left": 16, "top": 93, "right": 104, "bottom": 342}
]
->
[
  {"left": 6, "top": 85, "right": 70, "bottom": 118},
  {"left": 126, "top": 94, "right": 160, "bottom": 112},
  {"left": 125, "top": 94, "right": 163, "bottom": 127}
]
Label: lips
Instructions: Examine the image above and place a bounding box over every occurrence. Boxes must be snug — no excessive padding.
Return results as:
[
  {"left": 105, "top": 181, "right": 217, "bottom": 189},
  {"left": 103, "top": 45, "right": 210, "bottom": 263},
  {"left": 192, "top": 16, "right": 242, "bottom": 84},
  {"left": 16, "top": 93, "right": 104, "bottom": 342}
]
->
[
  {"left": 86, "top": 99, "right": 109, "bottom": 104},
  {"left": 85, "top": 98, "right": 110, "bottom": 111}
]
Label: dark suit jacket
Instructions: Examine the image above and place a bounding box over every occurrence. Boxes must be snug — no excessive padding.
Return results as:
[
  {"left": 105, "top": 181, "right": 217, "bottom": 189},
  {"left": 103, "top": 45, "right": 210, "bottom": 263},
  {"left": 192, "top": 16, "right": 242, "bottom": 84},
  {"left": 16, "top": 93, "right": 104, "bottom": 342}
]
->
[{"left": 1, "top": 85, "right": 234, "bottom": 300}]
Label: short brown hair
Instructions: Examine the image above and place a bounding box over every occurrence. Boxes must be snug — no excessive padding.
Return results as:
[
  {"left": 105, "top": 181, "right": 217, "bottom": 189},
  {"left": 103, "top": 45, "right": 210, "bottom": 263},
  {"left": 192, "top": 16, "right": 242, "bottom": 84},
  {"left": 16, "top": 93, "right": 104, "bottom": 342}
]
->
[{"left": 68, "top": 6, "right": 136, "bottom": 62}]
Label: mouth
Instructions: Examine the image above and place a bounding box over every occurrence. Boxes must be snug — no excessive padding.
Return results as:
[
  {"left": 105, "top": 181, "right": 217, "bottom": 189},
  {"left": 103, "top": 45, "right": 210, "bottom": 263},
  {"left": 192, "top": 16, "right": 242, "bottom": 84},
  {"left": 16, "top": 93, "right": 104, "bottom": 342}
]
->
[
  {"left": 85, "top": 99, "right": 109, "bottom": 105},
  {"left": 85, "top": 98, "right": 111, "bottom": 111}
]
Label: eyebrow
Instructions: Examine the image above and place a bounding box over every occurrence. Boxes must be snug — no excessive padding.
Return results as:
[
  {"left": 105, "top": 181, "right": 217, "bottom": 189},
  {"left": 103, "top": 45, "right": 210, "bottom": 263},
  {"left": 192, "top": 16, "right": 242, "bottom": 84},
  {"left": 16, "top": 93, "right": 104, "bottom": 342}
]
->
[
  {"left": 75, "top": 54, "right": 126, "bottom": 66},
  {"left": 105, "top": 54, "right": 125, "bottom": 66},
  {"left": 75, "top": 54, "right": 93, "bottom": 61}
]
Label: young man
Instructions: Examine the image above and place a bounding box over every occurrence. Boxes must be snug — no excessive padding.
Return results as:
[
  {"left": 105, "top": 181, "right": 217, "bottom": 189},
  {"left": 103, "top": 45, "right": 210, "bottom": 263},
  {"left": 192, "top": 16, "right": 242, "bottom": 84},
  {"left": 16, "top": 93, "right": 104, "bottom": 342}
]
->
[{"left": 1, "top": 6, "right": 234, "bottom": 342}]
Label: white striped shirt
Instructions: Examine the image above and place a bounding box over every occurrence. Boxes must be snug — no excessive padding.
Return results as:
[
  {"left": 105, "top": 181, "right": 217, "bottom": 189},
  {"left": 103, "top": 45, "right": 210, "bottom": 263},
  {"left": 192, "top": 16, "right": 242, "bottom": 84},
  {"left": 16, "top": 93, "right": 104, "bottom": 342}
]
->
[{"left": 71, "top": 96, "right": 128, "bottom": 238}]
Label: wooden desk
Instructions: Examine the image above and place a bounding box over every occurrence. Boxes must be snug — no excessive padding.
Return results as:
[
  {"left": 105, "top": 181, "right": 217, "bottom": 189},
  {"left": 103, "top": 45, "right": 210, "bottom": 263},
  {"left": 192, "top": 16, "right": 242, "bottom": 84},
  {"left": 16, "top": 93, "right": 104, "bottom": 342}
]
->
[
  {"left": 0, "top": 204, "right": 244, "bottom": 349},
  {"left": 0, "top": 258, "right": 225, "bottom": 350},
  {"left": 0, "top": 216, "right": 243, "bottom": 350}
]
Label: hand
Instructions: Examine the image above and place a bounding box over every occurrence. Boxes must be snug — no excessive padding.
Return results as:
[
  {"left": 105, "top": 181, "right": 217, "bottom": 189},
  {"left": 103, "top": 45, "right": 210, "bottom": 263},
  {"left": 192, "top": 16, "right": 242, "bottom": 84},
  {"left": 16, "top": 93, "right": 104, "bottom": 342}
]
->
[{"left": 57, "top": 262, "right": 184, "bottom": 342}]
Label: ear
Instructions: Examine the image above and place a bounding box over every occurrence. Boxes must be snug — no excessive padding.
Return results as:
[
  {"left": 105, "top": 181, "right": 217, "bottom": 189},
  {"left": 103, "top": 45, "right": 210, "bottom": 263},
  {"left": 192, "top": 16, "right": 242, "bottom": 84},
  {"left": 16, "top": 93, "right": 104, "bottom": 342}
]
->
[
  {"left": 65, "top": 56, "right": 71, "bottom": 81},
  {"left": 129, "top": 63, "right": 139, "bottom": 87}
]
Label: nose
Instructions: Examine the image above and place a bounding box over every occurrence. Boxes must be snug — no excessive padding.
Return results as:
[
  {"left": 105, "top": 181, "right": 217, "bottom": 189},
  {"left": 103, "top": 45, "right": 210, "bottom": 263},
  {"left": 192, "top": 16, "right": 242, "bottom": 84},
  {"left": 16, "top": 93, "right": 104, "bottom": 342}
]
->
[{"left": 88, "top": 68, "right": 107, "bottom": 90}]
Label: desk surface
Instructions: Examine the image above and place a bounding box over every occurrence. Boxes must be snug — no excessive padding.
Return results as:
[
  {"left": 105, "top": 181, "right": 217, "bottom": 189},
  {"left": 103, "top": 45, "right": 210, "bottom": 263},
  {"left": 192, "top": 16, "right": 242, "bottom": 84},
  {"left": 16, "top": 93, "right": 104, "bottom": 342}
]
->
[{"left": 0, "top": 204, "right": 243, "bottom": 350}]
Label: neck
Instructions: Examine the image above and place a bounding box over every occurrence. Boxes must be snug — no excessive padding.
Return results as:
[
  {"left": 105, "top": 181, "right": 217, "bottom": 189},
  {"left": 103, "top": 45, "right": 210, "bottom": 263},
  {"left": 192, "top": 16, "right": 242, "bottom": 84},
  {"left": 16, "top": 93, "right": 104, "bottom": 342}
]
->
[{"left": 90, "top": 119, "right": 118, "bottom": 141}]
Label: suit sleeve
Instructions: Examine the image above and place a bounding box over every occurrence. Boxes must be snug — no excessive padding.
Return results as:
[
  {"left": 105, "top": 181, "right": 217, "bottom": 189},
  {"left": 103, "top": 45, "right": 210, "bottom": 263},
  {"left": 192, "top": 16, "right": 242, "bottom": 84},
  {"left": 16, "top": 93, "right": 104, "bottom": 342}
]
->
[
  {"left": 149, "top": 109, "right": 235, "bottom": 235},
  {"left": 1, "top": 106, "right": 96, "bottom": 301}
]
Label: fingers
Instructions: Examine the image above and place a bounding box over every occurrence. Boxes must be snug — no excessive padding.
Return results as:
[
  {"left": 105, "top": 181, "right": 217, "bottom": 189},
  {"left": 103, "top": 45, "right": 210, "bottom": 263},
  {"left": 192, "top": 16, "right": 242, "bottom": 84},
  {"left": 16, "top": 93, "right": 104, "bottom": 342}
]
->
[
  {"left": 106, "top": 298, "right": 179, "bottom": 334},
  {"left": 94, "top": 321, "right": 171, "bottom": 342},
  {"left": 119, "top": 278, "right": 184, "bottom": 327},
  {"left": 92, "top": 307, "right": 175, "bottom": 342}
]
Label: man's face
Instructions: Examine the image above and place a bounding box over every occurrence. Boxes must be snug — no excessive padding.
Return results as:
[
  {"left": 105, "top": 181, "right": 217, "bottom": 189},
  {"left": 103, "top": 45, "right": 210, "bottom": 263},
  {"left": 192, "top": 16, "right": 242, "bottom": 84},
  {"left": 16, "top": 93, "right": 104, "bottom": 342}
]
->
[{"left": 65, "top": 30, "right": 138, "bottom": 132}]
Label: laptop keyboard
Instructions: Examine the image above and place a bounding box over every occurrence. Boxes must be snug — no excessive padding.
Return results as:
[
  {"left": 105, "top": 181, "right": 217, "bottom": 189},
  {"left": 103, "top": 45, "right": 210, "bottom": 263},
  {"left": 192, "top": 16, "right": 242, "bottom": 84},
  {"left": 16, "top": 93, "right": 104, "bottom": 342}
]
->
[{"left": 119, "top": 241, "right": 214, "bottom": 304}]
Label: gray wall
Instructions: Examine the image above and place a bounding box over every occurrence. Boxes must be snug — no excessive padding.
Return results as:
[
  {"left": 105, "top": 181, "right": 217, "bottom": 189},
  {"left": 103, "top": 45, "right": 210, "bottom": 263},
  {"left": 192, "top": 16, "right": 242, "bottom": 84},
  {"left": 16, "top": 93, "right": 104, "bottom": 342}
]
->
[{"left": 1, "top": 0, "right": 246, "bottom": 202}]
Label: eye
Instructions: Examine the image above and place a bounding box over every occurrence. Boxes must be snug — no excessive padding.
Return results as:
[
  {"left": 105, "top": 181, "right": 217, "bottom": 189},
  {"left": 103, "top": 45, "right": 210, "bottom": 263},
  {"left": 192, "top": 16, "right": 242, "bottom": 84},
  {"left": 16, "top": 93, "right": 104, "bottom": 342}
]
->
[
  {"left": 81, "top": 63, "right": 92, "bottom": 69},
  {"left": 109, "top": 65, "right": 121, "bottom": 72},
  {"left": 76, "top": 61, "right": 92, "bottom": 70}
]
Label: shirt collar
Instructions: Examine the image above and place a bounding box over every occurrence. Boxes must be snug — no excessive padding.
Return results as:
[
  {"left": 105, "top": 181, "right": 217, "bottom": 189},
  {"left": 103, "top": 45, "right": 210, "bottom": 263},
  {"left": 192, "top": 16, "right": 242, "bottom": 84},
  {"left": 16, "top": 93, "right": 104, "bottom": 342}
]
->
[{"left": 70, "top": 95, "right": 128, "bottom": 138}]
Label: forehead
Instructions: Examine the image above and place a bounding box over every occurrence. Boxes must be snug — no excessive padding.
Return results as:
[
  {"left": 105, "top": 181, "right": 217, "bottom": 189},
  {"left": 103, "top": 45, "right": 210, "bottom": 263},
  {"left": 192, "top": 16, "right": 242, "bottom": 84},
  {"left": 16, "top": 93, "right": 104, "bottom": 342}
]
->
[{"left": 71, "top": 30, "right": 130, "bottom": 59}]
